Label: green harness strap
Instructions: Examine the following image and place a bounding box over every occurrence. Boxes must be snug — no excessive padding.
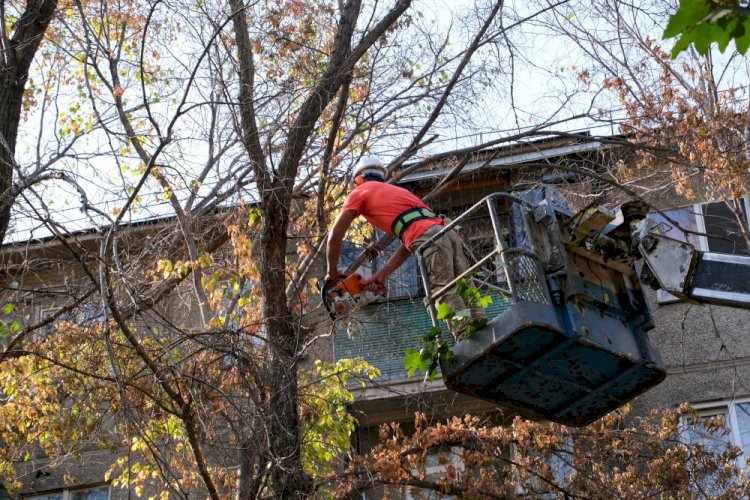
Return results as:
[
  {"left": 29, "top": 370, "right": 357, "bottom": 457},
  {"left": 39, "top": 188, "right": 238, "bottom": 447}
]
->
[{"left": 391, "top": 207, "right": 437, "bottom": 239}]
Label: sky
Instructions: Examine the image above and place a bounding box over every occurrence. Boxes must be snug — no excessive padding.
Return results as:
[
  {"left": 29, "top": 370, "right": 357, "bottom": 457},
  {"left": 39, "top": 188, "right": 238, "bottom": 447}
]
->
[{"left": 6, "top": 0, "right": 737, "bottom": 244}]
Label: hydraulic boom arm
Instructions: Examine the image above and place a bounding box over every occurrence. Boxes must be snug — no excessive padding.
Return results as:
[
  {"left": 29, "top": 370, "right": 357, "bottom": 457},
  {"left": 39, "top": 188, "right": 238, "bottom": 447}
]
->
[{"left": 632, "top": 218, "right": 750, "bottom": 309}]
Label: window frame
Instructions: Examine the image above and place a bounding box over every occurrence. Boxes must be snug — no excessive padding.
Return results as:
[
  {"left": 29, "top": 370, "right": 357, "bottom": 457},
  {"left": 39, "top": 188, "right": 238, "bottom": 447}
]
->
[
  {"left": 694, "top": 197, "right": 750, "bottom": 255},
  {"left": 655, "top": 197, "right": 750, "bottom": 305},
  {"left": 681, "top": 397, "right": 750, "bottom": 465}
]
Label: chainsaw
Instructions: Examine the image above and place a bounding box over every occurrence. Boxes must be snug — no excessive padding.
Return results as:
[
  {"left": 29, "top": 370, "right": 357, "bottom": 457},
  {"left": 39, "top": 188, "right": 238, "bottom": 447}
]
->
[{"left": 321, "top": 274, "right": 386, "bottom": 320}]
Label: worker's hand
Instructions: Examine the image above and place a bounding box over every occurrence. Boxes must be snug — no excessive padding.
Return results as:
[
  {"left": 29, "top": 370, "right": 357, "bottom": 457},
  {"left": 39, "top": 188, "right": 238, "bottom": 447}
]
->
[
  {"left": 324, "top": 269, "right": 343, "bottom": 284},
  {"left": 362, "top": 272, "right": 387, "bottom": 292}
]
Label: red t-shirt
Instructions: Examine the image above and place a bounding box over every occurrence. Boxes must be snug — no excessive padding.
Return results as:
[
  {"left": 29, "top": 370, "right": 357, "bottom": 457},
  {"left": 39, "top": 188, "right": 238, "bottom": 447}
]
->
[{"left": 342, "top": 181, "right": 443, "bottom": 249}]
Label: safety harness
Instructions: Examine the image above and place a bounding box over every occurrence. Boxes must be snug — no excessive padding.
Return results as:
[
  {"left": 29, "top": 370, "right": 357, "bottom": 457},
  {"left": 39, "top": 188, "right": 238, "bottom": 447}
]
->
[{"left": 391, "top": 207, "right": 438, "bottom": 239}]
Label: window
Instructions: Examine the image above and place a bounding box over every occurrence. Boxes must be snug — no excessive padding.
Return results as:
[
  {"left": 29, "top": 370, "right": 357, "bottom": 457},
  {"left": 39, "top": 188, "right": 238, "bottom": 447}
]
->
[
  {"left": 682, "top": 399, "right": 750, "bottom": 462},
  {"left": 70, "top": 488, "right": 109, "bottom": 500},
  {"left": 24, "top": 486, "right": 109, "bottom": 500},
  {"left": 404, "top": 447, "right": 464, "bottom": 500},
  {"left": 683, "top": 406, "right": 734, "bottom": 456},
  {"left": 37, "top": 301, "right": 104, "bottom": 339},
  {"left": 699, "top": 199, "right": 750, "bottom": 255},
  {"left": 652, "top": 198, "right": 750, "bottom": 304},
  {"left": 651, "top": 198, "right": 750, "bottom": 255}
]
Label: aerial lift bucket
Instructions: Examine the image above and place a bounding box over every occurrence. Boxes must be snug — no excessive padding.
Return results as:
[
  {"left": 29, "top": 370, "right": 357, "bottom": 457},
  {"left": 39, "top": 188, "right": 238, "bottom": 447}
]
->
[{"left": 415, "top": 193, "right": 666, "bottom": 426}]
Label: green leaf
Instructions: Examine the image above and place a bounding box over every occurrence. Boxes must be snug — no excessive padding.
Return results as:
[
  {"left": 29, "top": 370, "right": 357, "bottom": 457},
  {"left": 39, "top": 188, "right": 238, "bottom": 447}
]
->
[
  {"left": 712, "top": 16, "right": 737, "bottom": 51},
  {"left": 249, "top": 208, "right": 262, "bottom": 225},
  {"left": 423, "top": 326, "right": 442, "bottom": 342},
  {"left": 736, "top": 18, "right": 750, "bottom": 53},
  {"left": 665, "top": 0, "right": 750, "bottom": 57},
  {"left": 671, "top": 34, "right": 694, "bottom": 58},
  {"left": 3, "top": 303, "right": 15, "bottom": 315},
  {"left": 664, "top": 0, "right": 709, "bottom": 39},
  {"left": 426, "top": 360, "right": 439, "bottom": 381},
  {"left": 692, "top": 23, "right": 714, "bottom": 54},
  {"left": 404, "top": 348, "right": 426, "bottom": 377},
  {"left": 455, "top": 278, "right": 469, "bottom": 296},
  {"left": 477, "top": 295, "right": 493, "bottom": 308},
  {"left": 436, "top": 303, "right": 452, "bottom": 320}
]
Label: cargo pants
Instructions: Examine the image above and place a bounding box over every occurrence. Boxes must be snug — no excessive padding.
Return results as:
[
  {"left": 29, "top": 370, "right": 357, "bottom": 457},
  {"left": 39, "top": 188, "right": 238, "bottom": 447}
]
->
[{"left": 411, "top": 225, "right": 487, "bottom": 327}]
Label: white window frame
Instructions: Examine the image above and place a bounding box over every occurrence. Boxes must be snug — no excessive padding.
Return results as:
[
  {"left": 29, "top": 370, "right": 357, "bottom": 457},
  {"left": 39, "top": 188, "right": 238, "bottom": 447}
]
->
[
  {"left": 656, "top": 197, "right": 750, "bottom": 305},
  {"left": 694, "top": 197, "right": 750, "bottom": 254},
  {"left": 681, "top": 397, "right": 750, "bottom": 465}
]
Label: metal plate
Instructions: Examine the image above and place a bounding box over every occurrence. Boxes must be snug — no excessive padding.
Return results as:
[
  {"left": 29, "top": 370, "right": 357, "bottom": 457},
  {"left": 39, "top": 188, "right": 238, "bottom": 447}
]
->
[{"left": 440, "top": 301, "right": 666, "bottom": 426}]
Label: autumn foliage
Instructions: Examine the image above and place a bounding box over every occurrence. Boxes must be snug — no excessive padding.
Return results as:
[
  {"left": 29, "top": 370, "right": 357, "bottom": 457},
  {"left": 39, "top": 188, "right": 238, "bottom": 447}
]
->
[
  {"left": 333, "top": 406, "right": 750, "bottom": 499},
  {"left": 607, "top": 48, "right": 750, "bottom": 202},
  {"left": 2, "top": 0, "right": 750, "bottom": 498}
]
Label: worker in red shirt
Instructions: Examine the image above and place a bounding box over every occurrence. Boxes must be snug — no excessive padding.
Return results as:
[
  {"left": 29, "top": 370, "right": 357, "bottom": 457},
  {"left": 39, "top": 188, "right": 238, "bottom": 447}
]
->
[{"left": 325, "top": 156, "right": 486, "bottom": 337}]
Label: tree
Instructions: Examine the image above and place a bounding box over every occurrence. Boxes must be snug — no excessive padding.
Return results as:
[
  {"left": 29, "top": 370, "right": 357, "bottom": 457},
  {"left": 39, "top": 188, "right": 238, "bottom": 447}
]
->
[
  {"left": 0, "top": 1, "right": 58, "bottom": 245},
  {"left": 530, "top": 0, "right": 749, "bottom": 234},
  {"left": 1, "top": 0, "right": 535, "bottom": 497},
  {"left": 333, "top": 405, "right": 750, "bottom": 498},
  {"left": 664, "top": 0, "right": 750, "bottom": 57},
  {"left": 3, "top": 0, "right": 748, "bottom": 498}
]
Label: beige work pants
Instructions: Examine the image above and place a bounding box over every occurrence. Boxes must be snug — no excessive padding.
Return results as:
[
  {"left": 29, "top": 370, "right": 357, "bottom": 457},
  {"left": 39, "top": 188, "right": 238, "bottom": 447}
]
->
[{"left": 411, "top": 225, "right": 487, "bottom": 322}]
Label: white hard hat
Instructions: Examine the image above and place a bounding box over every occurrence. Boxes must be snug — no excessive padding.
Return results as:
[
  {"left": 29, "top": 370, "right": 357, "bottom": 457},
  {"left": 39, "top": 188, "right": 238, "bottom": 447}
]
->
[{"left": 352, "top": 156, "right": 387, "bottom": 178}]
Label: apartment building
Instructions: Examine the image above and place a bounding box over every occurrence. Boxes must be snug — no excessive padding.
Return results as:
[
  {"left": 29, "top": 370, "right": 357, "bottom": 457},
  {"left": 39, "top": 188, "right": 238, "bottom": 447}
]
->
[
  {"left": 328, "top": 136, "right": 750, "bottom": 461},
  {"left": 2, "top": 133, "right": 749, "bottom": 497}
]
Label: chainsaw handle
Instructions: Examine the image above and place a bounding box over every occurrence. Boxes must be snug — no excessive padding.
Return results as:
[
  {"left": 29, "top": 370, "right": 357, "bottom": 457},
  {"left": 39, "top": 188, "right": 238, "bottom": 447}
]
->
[
  {"left": 323, "top": 273, "right": 347, "bottom": 287},
  {"left": 320, "top": 274, "right": 349, "bottom": 319}
]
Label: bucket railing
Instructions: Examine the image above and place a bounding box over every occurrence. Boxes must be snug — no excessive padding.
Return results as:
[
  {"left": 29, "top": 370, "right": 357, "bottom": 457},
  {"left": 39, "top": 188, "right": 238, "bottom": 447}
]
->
[{"left": 413, "top": 192, "right": 548, "bottom": 327}]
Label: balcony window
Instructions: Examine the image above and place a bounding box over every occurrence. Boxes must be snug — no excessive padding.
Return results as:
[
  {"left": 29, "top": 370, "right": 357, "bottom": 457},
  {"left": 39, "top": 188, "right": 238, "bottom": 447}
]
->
[
  {"left": 24, "top": 486, "right": 109, "bottom": 500},
  {"left": 682, "top": 399, "right": 750, "bottom": 462},
  {"left": 36, "top": 301, "right": 104, "bottom": 340}
]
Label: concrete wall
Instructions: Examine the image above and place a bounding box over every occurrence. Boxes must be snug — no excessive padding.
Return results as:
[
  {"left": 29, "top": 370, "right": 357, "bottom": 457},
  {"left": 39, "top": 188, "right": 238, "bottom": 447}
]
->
[{"left": 633, "top": 290, "right": 750, "bottom": 413}]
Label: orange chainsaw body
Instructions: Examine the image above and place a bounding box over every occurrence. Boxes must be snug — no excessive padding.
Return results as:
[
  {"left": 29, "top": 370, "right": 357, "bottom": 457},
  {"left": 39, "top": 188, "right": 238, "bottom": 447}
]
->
[{"left": 323, "top": 274, "right": 384, "bottom": 318}]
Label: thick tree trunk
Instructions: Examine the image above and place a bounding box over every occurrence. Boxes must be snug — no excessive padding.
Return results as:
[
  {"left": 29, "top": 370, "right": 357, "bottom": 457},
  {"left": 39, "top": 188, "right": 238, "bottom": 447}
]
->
[
  {"left": 0, "top": 73, "right": 25, "bottom": 244},
  {"left": 0, "top": 0, "right": 58, "bottom": 245},
  {"left": 258, "top": 180, "right": 311, "bottom": 497},
  {"left": 228, "top": 1, "right": 412, "bottom": 494}
]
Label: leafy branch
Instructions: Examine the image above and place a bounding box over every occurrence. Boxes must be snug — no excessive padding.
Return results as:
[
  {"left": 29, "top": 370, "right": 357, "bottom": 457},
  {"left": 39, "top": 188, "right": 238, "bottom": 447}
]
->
[
  {"left": 403, "top": 278, "right": 491, "bottom": 381},
  {"left": 664, "top": 0, "right": 750, "bottom": 56}
]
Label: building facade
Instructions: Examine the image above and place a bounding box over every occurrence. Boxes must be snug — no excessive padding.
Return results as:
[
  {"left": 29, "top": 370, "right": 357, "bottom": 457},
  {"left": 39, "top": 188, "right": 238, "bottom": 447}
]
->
[{"left": 2, "top": 134, "right": 750, "bottom": 497}]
